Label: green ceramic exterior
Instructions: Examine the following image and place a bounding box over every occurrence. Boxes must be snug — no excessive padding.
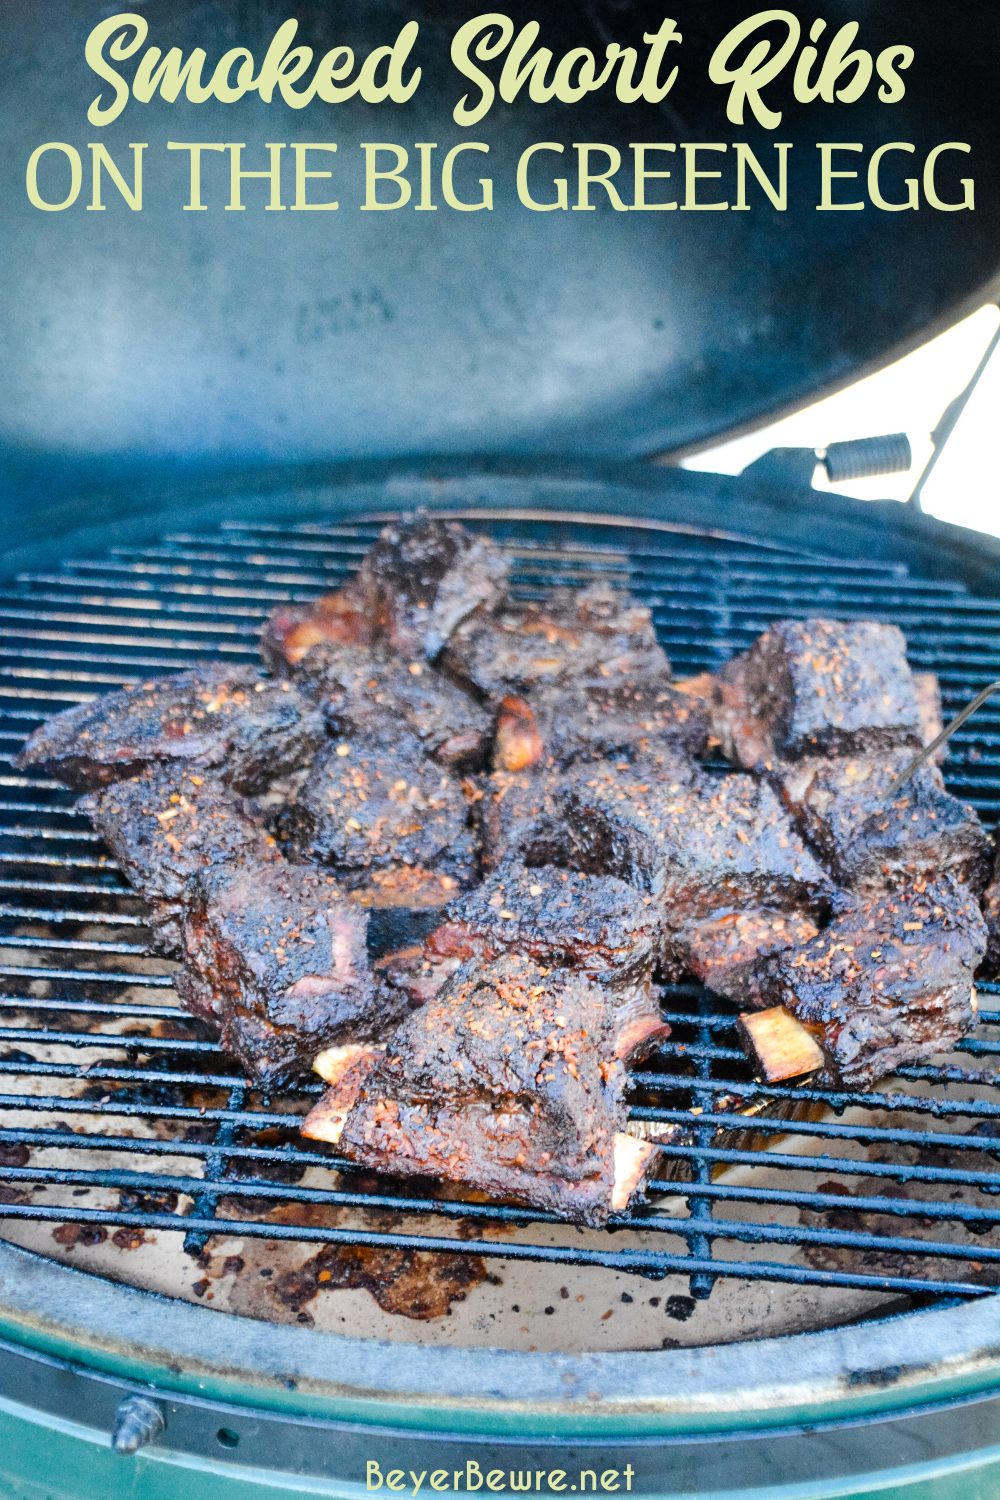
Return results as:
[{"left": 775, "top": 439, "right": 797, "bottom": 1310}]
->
[{"left": 4, "top": 1390, "right": 1000, "bottom": 1500}]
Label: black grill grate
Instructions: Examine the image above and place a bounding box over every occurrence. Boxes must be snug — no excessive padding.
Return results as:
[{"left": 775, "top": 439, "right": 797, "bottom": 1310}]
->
[{"left": 0, "top": 511, "right": 999, "bottom": 1306}]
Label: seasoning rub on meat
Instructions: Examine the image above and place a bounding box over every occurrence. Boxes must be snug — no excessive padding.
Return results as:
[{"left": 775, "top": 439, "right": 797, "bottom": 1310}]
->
[
  {"left": 744, "top": 880, "right": 987, "bottom": 1089},
  {"left": 16, "top": 665, "right": 325, "bottom": 795},
  {"left": 304, "top": 953, "right": 669, "bottom": 1226},
  {"left": 177, "top": 861, "right": 396, "bottom": 1090},
  {"left": 80, "top": 766, "right": 283, "bottom": 958},
  {"left": 20, "top": 513, "right": 997, "bottom": 1223}
]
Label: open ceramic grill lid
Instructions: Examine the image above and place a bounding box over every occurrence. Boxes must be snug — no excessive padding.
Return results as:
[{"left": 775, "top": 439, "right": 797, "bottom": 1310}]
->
[{"left": 1, "top": 0, "right": 1000, "bottom": 532}]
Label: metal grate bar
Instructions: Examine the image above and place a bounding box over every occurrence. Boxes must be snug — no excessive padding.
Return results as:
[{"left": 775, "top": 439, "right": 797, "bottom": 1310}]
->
[
  {"left": 0, "top": 966, "right": 174, "bottom": 985},
  {"left": 0, "top": 854, "right": 120, "bottom": 872},
  {"left": 2, "top": 1079, "right": 998, "bottom": 1157},
  {"left": 629, "top": 1072, "right": 1000, "bottom": 1122},
  {"left": 0, "top": 1200, "right": 990, "bottom": 1297},
  {"left": 182, "top": 1081, "right": 248, "bottom": 1257},
  {"left": 0, "top": 1029, "right": 215, "bottom": 1054},
  {"left": 0, "top": 907, "right": 146, "bottom": 927},
  {"left": 28, "top": 567, "right": 970, "bottom": 613},
  {"left": 0, "top": 998, "right": 188, "bottom": 1020},
  {"left": 174, "top": 530, "right": 970, "bottom": 592},
  {"left": 4, "top": 1121, "right": 997, "bottom": 1195},
  {"left": 683, "top": 991, "right": 718, "bottom": 1299},
  {"left": 3, "top": 1160, "right": 998, "bottom": 1249},
  {"left": 627, "top": 1106, "right": 1000, "bottom": 1154},
  {"left": 15, "top": 580, "right": 1000, "bottom": 631},
  {"left": 47, "top": 554, "right": 982, "bottom": 599},
  {"left": 1, "top": 1015, "right": 997, "bottom": 1125},
  {"left": 649, "top": 1142, "right": 1000, "bottom": 1192}
]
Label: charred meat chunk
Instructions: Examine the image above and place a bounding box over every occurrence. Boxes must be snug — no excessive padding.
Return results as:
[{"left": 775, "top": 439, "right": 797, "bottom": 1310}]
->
[
  {"left": 283, "top": 735, "right": 478, "bottom": 885},
  {"left": 294, "top": 646, "right": 491, "bottom": 769},
  {"left": 444, "top": 583, "right": 669, "bottom": 702},
  {"left": 562, "top": 755, "right": 832, "bottom": 916},
  {"left": 177, "top": 862, "right": 393, "bottom": 1088},
  {"left": 982, "top": 840, "right": 1000, "bottom": 976},
  {"left": 16, "top": 666, "right": 324, "bottom": 795},
  {"left": 715, "top": 620, "right": 923, "bottom": 770},
  {"left": 80, "top": 767, "right": 281, "bottom": 957},
  {"left": 262, "top": 515, "right": 509, "bottom": 669},
  {"left": 674, "top": 907, "right": 821, "bottom": 1007},
  {"left": 493, "top": 674, "right": 714, "bottom": 773},
  {"left": 778, "top": 752, "right": 991, "bottom": 896},
  {"left": 480, "top": 769, "right": 575, "bottom": 870},
  {"left": 386, "top": 862, "right": 662, "bottom": 1007},
  {"left": 304, "top": 953, "right": 669, "bottom": 1226},
  {"left": 748, "top": 880, "right": 987, "bottom": 1089},
  {"left": 430, "top": 862, "right": 660, "bottom": 983},
  {"left": 355, "top": 513, "right": 510, "bottom": 661}
]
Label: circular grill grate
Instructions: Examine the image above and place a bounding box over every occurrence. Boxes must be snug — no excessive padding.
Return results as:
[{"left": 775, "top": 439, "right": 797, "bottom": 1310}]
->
[{"left": 0, "top": 509, "right": 998, "bottom": 1317}]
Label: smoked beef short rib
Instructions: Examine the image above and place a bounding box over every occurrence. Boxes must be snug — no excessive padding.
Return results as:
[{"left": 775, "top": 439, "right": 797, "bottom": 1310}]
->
[
  {"left": 304, "top": 953, "right": 669, "bottom": 1226},
  {"left": 282, "top": 734, "right": 478, "bottom": 885},
  {"left": 264, "top": 515, "right": 510, "bottom": 669},
  {"left": 715, "top": 620, "right": 924, "bottom": 771},
  {"left": 493, "top": 674, "right": 714, "bottom": 773},
  {"left": 777, "top": 752, "right": 991, "bottom": 897},
  {"left": 748, "top": 880, "right": 988, "bottom": 1089},
  {"left": 16, "top": 666, "right": 324, "bottom": 795},
  {"left": 676, "top": 907, "right": 822, "bottom": 1008},
  {"left": 380, "top": 861, "right": 663, "bottom": 1010},
  {"left": 177, "top": 861, "right": 393, "bottom": 1089},
  {"left": 23, "top": 514, "right": 996, "bottom": 1206},
  {"left": 444, "top": 583, "right": 669, "bottom": 702},
  {"left": 293, "top": 645, "right": 491, "bottom": 769},
  {"left": 354, "top": 513, "right": 511, "bottom": 661},
  {"left": 562, "top": 753, "right": 832, "bottom": 916},
  {"left": 430, "top": 862, "right": 661, "bottom": 982},
  {"left": 80, "top": 766, "right": 282, "bottom": 957}
]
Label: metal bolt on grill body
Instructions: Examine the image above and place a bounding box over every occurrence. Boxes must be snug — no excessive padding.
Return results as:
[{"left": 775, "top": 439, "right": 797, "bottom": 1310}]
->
[{"left": 112, "top": 1395, "right": 166, "bottom": 1454}]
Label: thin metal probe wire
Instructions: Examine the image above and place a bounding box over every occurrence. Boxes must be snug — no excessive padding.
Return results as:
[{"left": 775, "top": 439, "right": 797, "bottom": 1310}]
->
[{"left": 887, "top": 680, "right": 1000, "bottom": 796}]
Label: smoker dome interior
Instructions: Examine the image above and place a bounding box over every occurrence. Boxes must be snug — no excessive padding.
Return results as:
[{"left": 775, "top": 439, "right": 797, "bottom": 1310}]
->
[{"left": 2, "top": 0, "right": 1000, "bottom": 532}]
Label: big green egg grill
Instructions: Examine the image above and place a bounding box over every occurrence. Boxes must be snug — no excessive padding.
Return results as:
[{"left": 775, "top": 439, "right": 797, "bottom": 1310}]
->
[
  {"left": 0, "top": 471, "right": 999, "bottom": 1498},
  {"left": 4, "top": 0, "right": 1000, "bottom": 1486}
]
